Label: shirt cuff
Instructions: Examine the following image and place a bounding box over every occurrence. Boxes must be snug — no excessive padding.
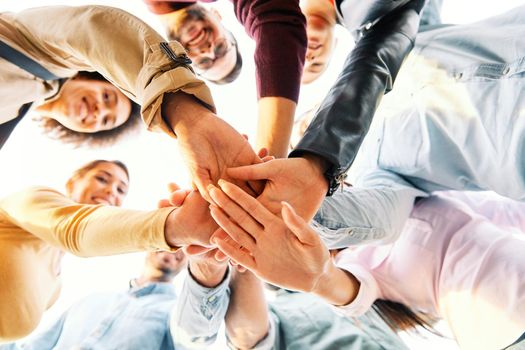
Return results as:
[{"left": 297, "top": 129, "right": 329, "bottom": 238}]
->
[{"left": 331, "top": 261, "right": 379, "bottom": 317}]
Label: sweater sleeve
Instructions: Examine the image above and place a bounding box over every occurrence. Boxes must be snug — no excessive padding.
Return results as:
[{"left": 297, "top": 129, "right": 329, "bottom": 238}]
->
[
  {"left": 2, "top": 5, "right": 215, "bottom": 137},
  {"left": 0, "top": 187, "right": 176, "bottom": 257},
  {"left": 232, "top": 0, "right": 306, "bottom": 102}
]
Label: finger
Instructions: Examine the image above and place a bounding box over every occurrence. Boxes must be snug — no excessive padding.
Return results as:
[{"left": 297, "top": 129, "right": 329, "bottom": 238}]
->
[
  {"left": 194, "top": 180, "right": 213, "bottom": 204},
  {"left": 169, "top": 189, "right": 192, "bottom": 207},
  {"left": 261, "top": 156, "right": 275, "bottom": 163},
  {"left": 257, "top": 148, "right": 268, "bottom": 158},
  {"left": 214, "top": 234, "right": 256, "bottom": 270},
  {"left": 281, "top": 201, "right": 319, "bottom": 245},
  {"left": 227, "top": 161, "right": 276, "bottom": 181},
  {"left": 167, "top": 182, "right": 180, "bottom": 192},
  {"left": 242, "top": 133, "right": 249, "bottom": 141},
  {"left": 218, "top": 180, "right": 274, "bottom": 225},
  {"left": 209, "top": 185, "right": 264, "bottom": 237},
  {"left": 183, "top": 245, "right": 213, "bottom": 256},
  {"left": 157, "top": 199, "right": 171, "bottom": 209},
  {"left": 210, "top": 207, "right": 257, "bottom": 252}
]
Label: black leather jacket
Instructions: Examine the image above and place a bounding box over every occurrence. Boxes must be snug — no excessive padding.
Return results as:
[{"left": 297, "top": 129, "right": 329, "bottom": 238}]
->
[{"left": 290, "top": 0, "right": 426, "bottom": 195}]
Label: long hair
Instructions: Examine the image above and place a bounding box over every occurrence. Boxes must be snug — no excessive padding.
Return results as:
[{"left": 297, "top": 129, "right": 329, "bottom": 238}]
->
[
  {"left": 372, "top": 299, "right": 441, "bottom": 335},
  {"left": 37, "top": 71, "right": 142, "bottom": 148},
  {"left": 65, "top": 159, "right": 129, "bottom": 195}
]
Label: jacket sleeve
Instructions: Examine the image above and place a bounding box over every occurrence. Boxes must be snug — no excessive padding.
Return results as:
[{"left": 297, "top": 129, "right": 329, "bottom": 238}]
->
[
  {"left": 232, "top": 0, "right": 306, "bottom": 102},
  {"left": 0, "top": 187, "right": 176, "bottom": 257},
  {"left": 3, "top": 5, "right": 215, "bottom": 137},
  {"left": 171, "top": 267, "right": 231, "bottom": 349},
  {"left": 290, "top": 0, "right": 425, "bottom": 183},
  {"left": 312, "top": 168, "right": 427, "bottom": 248}
]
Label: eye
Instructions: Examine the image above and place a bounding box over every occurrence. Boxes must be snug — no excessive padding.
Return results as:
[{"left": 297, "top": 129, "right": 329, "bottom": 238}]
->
[
  {"left": 102, "top": 91, "right": 111, "bottom": 104},
  {"left": 95, "top": 176, "right": 108, "bottom": 184},
  {"left": 102, "top": 116, "right": 109, "bottom": 126},
  {"left": 197, "top": 57, "right": 213, "bottom": 69},
  {"left": 117, "top": 187, "right": 126, "bottom": 195}
]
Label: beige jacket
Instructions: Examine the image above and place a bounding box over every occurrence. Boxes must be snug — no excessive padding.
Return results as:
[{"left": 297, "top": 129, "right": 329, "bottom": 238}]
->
[{"left": 0, "top": 5, "right": 215, "bottom": 137}]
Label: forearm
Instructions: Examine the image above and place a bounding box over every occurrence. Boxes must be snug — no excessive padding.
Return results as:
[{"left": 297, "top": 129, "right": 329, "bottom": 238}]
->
[
  {"left": 313, "top": 177, "right": 426, "bottom": 248},
  {"left": 312, "top": 261, "right": 360, "bottom": 306},
  {"left": 171, "top": 264, "right": 231, "bottom": 348},
  {"left": 290, "top": 0, "right": 424, "bottom": 177},
  {"left": 226, "top": 270, "right": 270, "bottom": 349},
  {"left": 0, "top": 187, "right": 175, "bottom": 257},
  {"left": 255, "top": 97, "right": 296, "bottom": 158},
  {"left": 233, "top": 0, "right": 306, "bottom": 102}
]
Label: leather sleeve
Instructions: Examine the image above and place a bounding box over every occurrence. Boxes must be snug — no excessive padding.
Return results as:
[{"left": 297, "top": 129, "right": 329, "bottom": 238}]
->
[{"left": 290, "top": 0, "right": 426, "bottom": 187}]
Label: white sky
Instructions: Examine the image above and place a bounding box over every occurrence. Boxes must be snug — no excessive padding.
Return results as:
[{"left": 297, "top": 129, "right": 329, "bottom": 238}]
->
[{"left": 1, "top": 0, "right": 524, "bottom": 348}]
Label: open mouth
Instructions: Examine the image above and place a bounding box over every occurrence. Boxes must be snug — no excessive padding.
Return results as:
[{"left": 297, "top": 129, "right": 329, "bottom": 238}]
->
[{"left": 187, "top": 27, "right": 209, "bottom": 48}]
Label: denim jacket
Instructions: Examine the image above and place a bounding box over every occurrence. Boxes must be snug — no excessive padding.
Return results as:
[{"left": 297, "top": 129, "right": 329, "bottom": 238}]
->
[{"left": 3, "top": 283, "right": 177, "bottom": 350}]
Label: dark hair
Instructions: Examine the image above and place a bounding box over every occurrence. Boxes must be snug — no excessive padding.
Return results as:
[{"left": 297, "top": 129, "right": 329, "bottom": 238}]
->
[
  {"left": 372, "top": 299, "right": 441, "bottom": 336},
  {"left": 65, "top": 159, "right": 129, "bottom": 195},
  {"left": 207, "top": 33, "right": 242, "bottom": 85},
  {"left": 37, "top": 71, "right": 141, "bottom": 148}
]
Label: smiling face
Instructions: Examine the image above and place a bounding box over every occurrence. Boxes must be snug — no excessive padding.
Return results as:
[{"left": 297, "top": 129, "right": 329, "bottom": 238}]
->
[
  {"left": 67, "top": 161, "right": 129, "bottom": 207},
  {"left": 38, "top": 78, "right": 131, "bottom": 133},
  {"left": 300, "top": 0, "right": 337, "bottom": 84},
  {"left": 165, "top": 5, "right": 237, "bottom": 81}
]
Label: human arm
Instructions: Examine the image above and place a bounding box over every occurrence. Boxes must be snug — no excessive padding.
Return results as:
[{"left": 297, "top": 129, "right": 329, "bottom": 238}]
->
[
  {"left": 233, "top": 0, "right": 306, "bottom": 157},
  {"left": 289, "top": 0, "right": 426, "bottom": 191},
  {"left": 2, "top": 5, "right": 214, "bottom": 135},
  {"left": 0, "top": 186, "right": 219, "bottom": 256},
  {"left": 225, "top": 269, "right": 270, "bottom": 349},
  {"left": 312, "top": 169, "right": 427, "bottom": 248},
  {"left": 171, "top": 252, "right": 230, "bottom": 349}
]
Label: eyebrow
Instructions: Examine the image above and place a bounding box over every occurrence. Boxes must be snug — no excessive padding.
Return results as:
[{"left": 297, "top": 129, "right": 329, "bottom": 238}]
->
[{"left": 100, "top": 170, "right": 129, "bottom": 189}]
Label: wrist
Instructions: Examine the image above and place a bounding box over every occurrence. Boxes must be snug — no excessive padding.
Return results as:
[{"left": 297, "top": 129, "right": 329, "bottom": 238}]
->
[
  {"left": 301, "top": 153, "right": 330, "bottom": 193},
  {"left": 311, "top": 261, "right": 359, "bottom": 306},
  {"left": 162, "top": 92, "right": 213, "bottom": 136},
  {"left": 164, "top": 210, "right": 184, "bottom": 248},
  {"left": 189, "top": 259, "right": 228, "bottom": 288}
]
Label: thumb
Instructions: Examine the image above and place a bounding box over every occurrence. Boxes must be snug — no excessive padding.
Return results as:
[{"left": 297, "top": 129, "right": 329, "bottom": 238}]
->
[
  {"left": 281, "top": 201, "right": 318, "bottom": 245},
  {"left": 169, "top": 189, "right": 192, "bottom": 207},
  {"left": 167, "top": 182, "right": 181, "bottom": 192},
  {"left": 227, "top": 161, "right": 276, "bottom": 181}
]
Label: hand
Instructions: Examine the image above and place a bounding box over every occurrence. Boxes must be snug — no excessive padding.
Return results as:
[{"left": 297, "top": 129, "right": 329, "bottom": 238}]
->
[
  {"left": 208, "top": 180, "right": 331, "bottom": 293},
  {"left": 226, "top": 155, "right": 329, "bottom": 221},
  {"left": 163, "top": 92, "right": 264, "bottom": 202},
  {"left": 163, "top": 189, "right": 219, "bottom": 248}
]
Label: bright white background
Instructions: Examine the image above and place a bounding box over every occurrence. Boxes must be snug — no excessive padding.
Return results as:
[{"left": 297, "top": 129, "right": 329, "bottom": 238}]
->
[{"left": 1, "top": 0, "right": 523, "bottom": 348}]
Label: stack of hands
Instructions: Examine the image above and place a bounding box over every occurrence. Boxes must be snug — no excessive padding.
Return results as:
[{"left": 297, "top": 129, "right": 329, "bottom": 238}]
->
[{"left": 159, "top": 134, "right": 353, "bottom": 304}]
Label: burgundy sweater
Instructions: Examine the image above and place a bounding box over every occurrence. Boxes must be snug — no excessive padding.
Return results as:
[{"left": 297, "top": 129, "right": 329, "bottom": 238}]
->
[{"left": 144, "top": 0, "right": 306, "bottom": 103}]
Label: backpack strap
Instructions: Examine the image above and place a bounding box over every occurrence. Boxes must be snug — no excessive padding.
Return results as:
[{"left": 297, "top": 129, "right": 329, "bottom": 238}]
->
[{"left": 0, "top": 40, "right": 63, "bottom": 149}]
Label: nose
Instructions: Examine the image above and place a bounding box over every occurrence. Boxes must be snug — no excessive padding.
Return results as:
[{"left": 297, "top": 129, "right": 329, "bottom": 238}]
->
[
  {"left": 306, "top": 48, "right": 316, "bottom": 61},
  {"left": 103, "top": 184, "right": 120, "bottom": 206}
]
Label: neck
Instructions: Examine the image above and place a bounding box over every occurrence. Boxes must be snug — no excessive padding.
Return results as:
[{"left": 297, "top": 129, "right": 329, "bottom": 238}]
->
[{"left": 134, "top": 266, "right": 174, "bottom": 287}]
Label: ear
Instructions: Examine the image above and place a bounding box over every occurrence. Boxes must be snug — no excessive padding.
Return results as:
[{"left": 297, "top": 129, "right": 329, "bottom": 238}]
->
[{"left": 210, "top": 7, "right": 222, "bottom": 21}]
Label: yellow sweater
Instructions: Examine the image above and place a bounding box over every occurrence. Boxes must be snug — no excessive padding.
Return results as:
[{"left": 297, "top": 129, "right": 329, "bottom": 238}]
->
[{"left": 0, "top": 186, "right": 175, "bottom": 342}]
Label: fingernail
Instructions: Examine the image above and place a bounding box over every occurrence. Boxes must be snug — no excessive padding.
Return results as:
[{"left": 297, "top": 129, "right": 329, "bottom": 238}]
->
[{"left": 218, "top": 179, "right": 226, "bottom": 187}]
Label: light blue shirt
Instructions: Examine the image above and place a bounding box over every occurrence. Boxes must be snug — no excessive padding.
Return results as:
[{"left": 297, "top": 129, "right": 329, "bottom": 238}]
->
[
  {"left": 314, "top": 6, "right": 525, "bottom": 248},
  {"left": 173, "top": 269, "right": 408, "bottom": 350},
  {"left": 2, "top": 283, "right": 177, "bottom": 350}
]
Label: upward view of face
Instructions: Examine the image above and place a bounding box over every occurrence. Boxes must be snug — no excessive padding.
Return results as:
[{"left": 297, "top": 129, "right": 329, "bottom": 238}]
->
[
  {"left": 146, "top": 250, "right": 187, "bottom": 277},
  {"left": 40, "top": 78, "right": 132, "bottom": 133},
  {"left": 167, "top": 5, "right": 237, "bottom": 81},
  {"left": 68, "top": 162, "right": 129, "bottom": 207},
  {"left": 302, "top": 14, "right": 336, "bottom": 84}
]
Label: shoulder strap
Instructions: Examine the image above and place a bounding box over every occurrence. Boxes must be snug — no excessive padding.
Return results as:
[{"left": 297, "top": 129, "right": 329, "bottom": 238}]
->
[
  {"left": 0, "top": 40, "right": 63, "bottom": 149},
  {"left": 0, "top": 40, "right": 61, "bottom": 80}
]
